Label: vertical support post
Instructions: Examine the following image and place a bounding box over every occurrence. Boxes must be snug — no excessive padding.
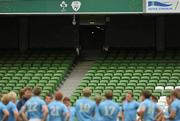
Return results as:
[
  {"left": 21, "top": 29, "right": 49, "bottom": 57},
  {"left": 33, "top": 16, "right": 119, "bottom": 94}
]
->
[
  {"left": 72, "top": 15, "right": 80, "bottom": 55},
  {"left": 104, "top": 16, "right": 111, "bottom": 51}
]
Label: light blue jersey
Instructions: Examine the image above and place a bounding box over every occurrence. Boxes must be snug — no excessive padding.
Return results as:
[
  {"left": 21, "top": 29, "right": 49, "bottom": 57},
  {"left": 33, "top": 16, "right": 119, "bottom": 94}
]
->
[
  {"left": 0, "top": 102, "right": 8, "bottom": 121},
  {"left": 170, "top": 99, "right": 180, "bottom": 121},
  {"left": 99, "top": 100, "right": 120, "bottom": 121},
  {"left": 48, "top": 101, "right": 68, "bottom": 121},
  {"left": 75, "top": 97, "right": 96, "bottom": 121},
  {"left": 93, "top": 105, "right": 103, "bottom": 121},
  {"left": 123, "top": 100, "right": 139, "bottom": 121},
  {"left": 23, "top": 96, "right": 46, "bottom": 120},
  {"left": 140, "top": 99, "right": 158, "bottom": 121},
  {"left": 69, "top": 107, "right": 76, "bottom": 121},
  {"left": 7, "top": 101, "right": 18, "bottom": 121},
  {"left": 119, "top": 106, "right": 123, "bottom": 121},
  {"left": 62, "top": 106, "right": 76, "bottom": 121}
]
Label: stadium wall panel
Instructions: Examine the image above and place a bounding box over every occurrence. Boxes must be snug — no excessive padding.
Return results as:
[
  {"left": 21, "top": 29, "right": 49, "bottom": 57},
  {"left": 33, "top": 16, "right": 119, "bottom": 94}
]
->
[
  {"left": 165, "top": 15, "right": 180, "bottom": 49},
  {"left": 106, "top": 15, "right": 156, "bottom": 48},
  {"left": 29, "top": 16, "right": 78, "bottom": 49},
  {"left": 0, "top": 16, "right": 19, "bottom": 49}
]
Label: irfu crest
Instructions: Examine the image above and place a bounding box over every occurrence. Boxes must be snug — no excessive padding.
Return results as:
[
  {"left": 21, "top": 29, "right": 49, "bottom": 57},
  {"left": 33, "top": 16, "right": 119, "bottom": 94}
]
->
[{"left": 71, "top": 1, "right": 81, "bottom": 12}]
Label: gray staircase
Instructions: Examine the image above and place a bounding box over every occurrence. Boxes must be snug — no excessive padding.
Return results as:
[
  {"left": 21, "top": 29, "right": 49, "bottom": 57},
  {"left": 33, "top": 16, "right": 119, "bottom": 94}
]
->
[{"left": 60, "top": 61, "right": 94, "bottom": 97}]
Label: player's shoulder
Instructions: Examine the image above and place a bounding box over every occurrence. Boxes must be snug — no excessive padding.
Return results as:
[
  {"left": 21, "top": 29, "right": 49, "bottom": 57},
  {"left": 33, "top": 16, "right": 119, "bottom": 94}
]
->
[
  {"left": 76, "top": 97, "right": 88, "bottom": 103},
  {"left": 7, "top": 101, "right": 15, "bottom": 107},
  {"left": 35, "top": 97, "right": 46, "bottom": 104},
  {"left": 113, "top": 101, "right": 120, "bottom": 107},
  {"left": 132, "top": 100, "right": 139, "bottom": 105},
  {"left": 48, "top": 101, "right": 54, "bottom": 106},
  {"left": 0, "top": 102, "right": 5, "bottom": 107},
  {"left": 171, "top": 99, "right": 179, "bottom": 106}
]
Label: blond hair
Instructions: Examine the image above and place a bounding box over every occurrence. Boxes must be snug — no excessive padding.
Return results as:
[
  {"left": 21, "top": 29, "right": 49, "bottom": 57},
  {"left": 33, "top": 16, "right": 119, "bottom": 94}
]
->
[
  {"left": 1, "top": 94, "right": 10, "bottom": 105},
  {"left": 83, "top": 87, "right": 92, "bottom": 97},
  {"left": 8, "top": 91, "right": 17, "bottom": 100}
]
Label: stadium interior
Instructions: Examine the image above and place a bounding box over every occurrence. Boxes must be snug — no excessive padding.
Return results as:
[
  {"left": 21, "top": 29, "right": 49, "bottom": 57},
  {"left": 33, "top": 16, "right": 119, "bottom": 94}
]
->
[{"left": 0, "top": 14, "right": 180, "bottom": 116}]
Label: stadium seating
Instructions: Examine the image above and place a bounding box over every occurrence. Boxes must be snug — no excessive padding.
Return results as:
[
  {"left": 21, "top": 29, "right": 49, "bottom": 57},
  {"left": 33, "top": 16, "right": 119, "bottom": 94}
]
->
[
  {"left": 71, "top": 51, "right": 180, "bottom": 104},
  {"left": 0, "top": 51, "right": 75, "bottom": 98}
]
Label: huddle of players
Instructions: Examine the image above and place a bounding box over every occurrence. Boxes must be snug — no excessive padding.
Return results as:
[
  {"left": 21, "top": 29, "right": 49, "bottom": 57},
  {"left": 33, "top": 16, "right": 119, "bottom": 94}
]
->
[{"left": 0, "top": 86, "right": 180, "bottom": 121}]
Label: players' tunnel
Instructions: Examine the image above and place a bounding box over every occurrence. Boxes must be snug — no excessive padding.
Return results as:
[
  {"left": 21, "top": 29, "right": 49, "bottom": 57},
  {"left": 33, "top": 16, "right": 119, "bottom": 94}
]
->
[{"left": 79, "top": 15, "right": 106, "bottom": 51}]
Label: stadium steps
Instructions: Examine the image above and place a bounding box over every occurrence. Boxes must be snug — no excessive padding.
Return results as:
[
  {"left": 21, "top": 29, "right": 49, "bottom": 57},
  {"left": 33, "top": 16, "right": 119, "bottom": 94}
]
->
[{"left": 60, "top": 61, "right": 94, "bottom": 97}]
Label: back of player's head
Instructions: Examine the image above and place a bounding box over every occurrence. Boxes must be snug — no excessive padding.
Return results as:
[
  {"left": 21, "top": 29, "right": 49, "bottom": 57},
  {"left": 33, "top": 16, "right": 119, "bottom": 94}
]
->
[
  {"left": 1, "top": 94, "right": 10, "bottom": 105},
  {"left": 95, "top": 95, "right": 102, "bottom": 104},
  {"left": 55, "top": 91, "right": 63, "bottom": 101},
  {"left": 83, "top": 87, "right": 92, "bottom": 97},
  {"left": 8, "top": 91, "right": 17, "bottom": 100},
  {"left": 141, "top": 90, "right": 151, "bottom": 99},
  {"left": 105, "top": 90, "right": 113, "bottom": 100},
  {"left": 33, "top": 87, "right": 41, "bottom": 96},
  {"left": 171, "top": 90, "right": 179, "bottom": 98}
]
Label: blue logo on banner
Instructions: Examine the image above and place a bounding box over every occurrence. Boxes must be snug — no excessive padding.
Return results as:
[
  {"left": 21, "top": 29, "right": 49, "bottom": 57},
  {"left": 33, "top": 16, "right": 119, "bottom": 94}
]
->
[{"left": 148, "top": 1, "right": 172, "bottom": 7}]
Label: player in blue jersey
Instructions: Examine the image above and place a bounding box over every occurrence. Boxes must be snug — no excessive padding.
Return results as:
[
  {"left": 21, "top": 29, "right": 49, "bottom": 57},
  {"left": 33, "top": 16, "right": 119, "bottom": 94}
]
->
[
  {"left": 122, "top": 91, "right": 139, "bottom": 121},
  {"left": 75, "top": 87, "right": 96, "bottom": 121},
  {"left": 63, "top": 97, "right": 76, "bottom": 121},
  {"left": 93, "top": 96, "right": 103, "bottom": 121},
  {"left": 168, "top": 90, "right": 180, "bottom": 121},
  {"left": 137, "top": 90, "right": 161, "bottom": 121},
  {"left": 0, "top": 94, "right": 9, "bottom": 121},
  {"left": 45, "top": 94, "right": 53, "bottom": 121},
  {"left": 7, "top": 91, "right": 19, "bottom": 121},
  {"left": 45, "top": 95, "right": 53, "bottom": 105},
  {"left": 119, "top": 96, "right": 126, "bottom": 121},
  {"left": 48, "top": 91, "right": 69, "bottom": 121},
  {"left": 21, "top": 87, "right": 48, "bottom": 121},
  {"left": 98, "top": 90, "right": 120, "bottom": 121}
]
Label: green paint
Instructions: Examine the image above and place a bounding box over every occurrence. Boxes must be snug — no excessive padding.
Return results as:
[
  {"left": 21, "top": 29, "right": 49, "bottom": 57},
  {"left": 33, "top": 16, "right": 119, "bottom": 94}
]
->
[{"left": 0, "top": 0, "right": 143, "bottom": 13}]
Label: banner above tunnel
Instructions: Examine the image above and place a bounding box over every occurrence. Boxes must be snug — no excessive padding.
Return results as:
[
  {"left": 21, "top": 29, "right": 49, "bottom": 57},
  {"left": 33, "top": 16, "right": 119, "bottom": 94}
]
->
[
  {"left": 0, "top": 0, "right": 142, "bottom": 14},
  {"left": 1, "top": 0, "right": 180, "bottom": 14},
  {"left": 145, "top": 0, "right": 180, "bottom": 13}
]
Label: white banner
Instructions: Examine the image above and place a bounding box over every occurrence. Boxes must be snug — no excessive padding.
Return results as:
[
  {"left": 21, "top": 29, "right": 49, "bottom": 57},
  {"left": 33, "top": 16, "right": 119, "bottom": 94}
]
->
[{"left": 145, "top": 0, "right": 180, "bottom": 13}]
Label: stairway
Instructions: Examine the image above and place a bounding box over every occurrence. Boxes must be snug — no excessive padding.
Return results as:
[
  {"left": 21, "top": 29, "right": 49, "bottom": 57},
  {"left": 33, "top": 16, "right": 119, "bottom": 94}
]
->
[{"left": 60, "top": 61, "right": 94, "bottom": 97}]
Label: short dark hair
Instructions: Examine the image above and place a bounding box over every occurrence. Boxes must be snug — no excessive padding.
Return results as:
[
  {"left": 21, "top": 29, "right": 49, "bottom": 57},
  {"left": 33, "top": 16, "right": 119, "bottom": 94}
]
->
[
  {"left": 141, "top": 90, "right": 151, "bottom": 99},
  {"left": 45, "top": 94, "right": 53, "bottom": 99},
  {"left": 121, "top": 96, "right": 126, "bottom": 102},
  {"left": 19, "top": 89, "right": 25, "bottom": 99},
  {"left": 33, "top": 87, "right": 41, "bottom": 96},
  {"left": 151, "top": 95, "right": 158, "bottom": 102},
  {"left": 127, "top": 91, "right": 134, "bottom": 97},
  {"left": 63, "top": 97, "right": 70, "bottom": 102},
  {"left": 105, "top": 90, "right": 113, "bottom": 99},
  {"left": 24, "top": 87, "right": 32, "bottom": 92},
  {"left": 175, "top": 89, "right": 180, "bottom": 99}
]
